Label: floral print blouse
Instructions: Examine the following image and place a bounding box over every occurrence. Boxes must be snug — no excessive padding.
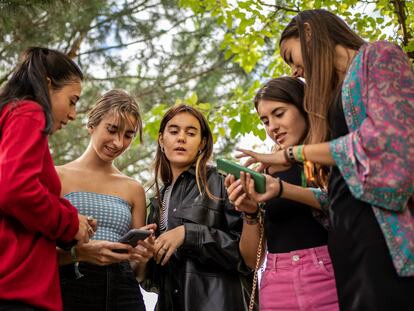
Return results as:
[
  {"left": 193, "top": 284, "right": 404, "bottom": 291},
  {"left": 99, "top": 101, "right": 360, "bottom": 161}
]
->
[{"left": 329, "top": 41, "right": 414, "bottom": 276}]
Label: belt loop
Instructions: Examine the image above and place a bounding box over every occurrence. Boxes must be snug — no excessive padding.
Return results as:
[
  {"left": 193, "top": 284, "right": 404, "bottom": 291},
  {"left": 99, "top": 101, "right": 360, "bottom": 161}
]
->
[
  {"left": 267, "top": 253, "right": 277, "bottom": 270},
  {"left": 310, "top": 247, "right": 319, "bottom": 265},
  {"left": 272, "top": 253, "right": 277, "bottom": 270}
]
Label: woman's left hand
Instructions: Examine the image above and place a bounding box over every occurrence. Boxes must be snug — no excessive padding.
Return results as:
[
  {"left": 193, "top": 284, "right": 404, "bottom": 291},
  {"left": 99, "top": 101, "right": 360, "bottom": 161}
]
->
[
  {"left": 241, "top": 171, "right": 282, "bottom": 203},
  {"left": 224, "top": 174, "right": 258, "bottom": 213},
  {"left": 131, "top": 235, "right": 155, "bottom": 264},
  {"left": 154, "top": 225, "right": 185, "bottom": 266},
  {"left": 130, "top": 223, "right": 157, "bottom": 264}
]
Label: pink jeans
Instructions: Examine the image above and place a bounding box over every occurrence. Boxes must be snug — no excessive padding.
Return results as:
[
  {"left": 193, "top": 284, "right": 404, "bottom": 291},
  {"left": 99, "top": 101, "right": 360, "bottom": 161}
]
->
[{"left": 260, "top": 245, "right": 339, "bottom": 311}]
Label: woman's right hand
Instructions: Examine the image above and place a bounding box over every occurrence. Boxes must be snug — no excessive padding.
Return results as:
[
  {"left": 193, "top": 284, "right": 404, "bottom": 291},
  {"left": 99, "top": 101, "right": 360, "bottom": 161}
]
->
[
  {"left": 224, "top": 174, "right": 258, "bottom": 214},
  {"left": 76, "top": 240, "right": 134, "bottom": 266},
  {"left": 236, "top": 147, "right": 288, "bottom": 169},
  {"left": 74, "top": 214, "right": 94, "bottom": 244}
]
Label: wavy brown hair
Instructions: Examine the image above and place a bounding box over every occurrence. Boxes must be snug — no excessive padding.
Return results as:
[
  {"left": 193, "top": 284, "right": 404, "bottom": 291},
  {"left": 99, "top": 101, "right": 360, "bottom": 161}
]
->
[
  {"left": 280, "top": 9, "right": 364, "bottom": 145},
  {"left": 153, "top": 105, "right": 214, "bottom": 207}
]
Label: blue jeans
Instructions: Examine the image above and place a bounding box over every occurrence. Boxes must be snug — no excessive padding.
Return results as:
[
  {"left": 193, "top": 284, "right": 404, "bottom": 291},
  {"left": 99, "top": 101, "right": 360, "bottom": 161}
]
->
[{"left": 60, "top": 262, "right": 145, "bottom": 311}]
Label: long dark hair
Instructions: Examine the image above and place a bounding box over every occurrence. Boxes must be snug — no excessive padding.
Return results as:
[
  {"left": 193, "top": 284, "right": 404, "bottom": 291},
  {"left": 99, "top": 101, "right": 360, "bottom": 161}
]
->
[
  {"left": 254, "top": 76, "right": 308, "bottom": 144},
  {"left": 0, "top": 47, "right": 83, "bottom": 134},
  {"left": 280, "top": 9, "right": 365, "bottom": 145},
  {"left": 154, "top": 105, "right": 214, "bottom": 206}
]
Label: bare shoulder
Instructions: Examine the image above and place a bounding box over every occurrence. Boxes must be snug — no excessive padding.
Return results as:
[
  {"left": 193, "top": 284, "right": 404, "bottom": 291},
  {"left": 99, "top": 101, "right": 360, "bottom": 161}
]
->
[
  {"left": 55, "top": 162, "right": 78, "bottom": 179},
  {"left": 119, "top": 174, "right": 145, "bottom": 196},
  {"left": 114, "top": 175, "right": 146, "bottom": 215}
]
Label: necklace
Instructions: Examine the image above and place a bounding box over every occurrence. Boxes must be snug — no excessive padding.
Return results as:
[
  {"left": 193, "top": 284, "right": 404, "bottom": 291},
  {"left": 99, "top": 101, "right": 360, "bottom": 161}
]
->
[{"left": 160, "top": 185, "right": 172, "bottom": 231}]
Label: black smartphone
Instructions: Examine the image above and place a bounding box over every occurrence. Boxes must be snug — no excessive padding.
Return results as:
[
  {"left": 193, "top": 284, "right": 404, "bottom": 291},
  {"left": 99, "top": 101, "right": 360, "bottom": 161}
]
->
[
  {"left": 113, "top": 229, "right": 152, "bottom": 253},
  {"left": 216, "top": 158, "right": 266, "bottom": 193}
]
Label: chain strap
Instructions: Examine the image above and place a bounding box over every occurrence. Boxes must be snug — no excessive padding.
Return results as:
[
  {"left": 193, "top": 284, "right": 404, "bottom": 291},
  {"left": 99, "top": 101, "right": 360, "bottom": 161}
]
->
[{"left": 248, "top": 209, "right": 264, "bottom": 311}]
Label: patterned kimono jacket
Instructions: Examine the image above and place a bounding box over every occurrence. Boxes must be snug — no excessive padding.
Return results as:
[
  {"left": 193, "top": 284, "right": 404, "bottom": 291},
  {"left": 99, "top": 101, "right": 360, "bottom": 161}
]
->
[{"left": 325, "top": 41, "right": 414, "bottom": 276}]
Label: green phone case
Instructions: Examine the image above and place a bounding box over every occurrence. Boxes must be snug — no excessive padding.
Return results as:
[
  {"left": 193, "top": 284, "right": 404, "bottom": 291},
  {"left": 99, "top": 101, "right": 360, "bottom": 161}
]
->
[{"left": 216, "top": 158, "right": 266, "bottom": 193}]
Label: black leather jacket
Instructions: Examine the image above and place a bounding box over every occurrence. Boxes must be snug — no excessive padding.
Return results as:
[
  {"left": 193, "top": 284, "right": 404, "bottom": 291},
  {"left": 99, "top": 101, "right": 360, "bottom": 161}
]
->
[{"left": 142, "top": 166, "right": 257, "bottom": 311}]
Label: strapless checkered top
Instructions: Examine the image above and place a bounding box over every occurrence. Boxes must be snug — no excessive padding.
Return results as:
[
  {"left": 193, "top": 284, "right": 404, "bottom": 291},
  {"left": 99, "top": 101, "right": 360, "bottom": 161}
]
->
[{"left": 65, "top": 192, "right": 131, "bottom": 242}]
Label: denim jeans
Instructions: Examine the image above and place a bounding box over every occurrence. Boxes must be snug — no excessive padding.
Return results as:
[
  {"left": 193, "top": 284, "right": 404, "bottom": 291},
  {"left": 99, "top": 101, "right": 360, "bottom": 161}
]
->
[
  {"left": 260, "top": 245, "right": 339, "bottom": 311},
  {"left": 60, "top": 261, "right": 145, "bottom": 311}
]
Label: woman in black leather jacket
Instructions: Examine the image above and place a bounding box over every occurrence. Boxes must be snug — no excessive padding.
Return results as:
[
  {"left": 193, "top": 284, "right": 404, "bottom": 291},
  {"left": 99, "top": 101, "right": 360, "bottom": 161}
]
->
[{"left": 142, "top": 104, "right": 255, "bottom": 311}]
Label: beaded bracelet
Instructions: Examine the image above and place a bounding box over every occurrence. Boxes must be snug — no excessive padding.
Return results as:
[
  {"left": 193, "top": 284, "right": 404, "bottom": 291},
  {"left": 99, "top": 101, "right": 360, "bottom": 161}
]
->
[{"left": 284, "top": 146, "right": 296, "bottom": 163}]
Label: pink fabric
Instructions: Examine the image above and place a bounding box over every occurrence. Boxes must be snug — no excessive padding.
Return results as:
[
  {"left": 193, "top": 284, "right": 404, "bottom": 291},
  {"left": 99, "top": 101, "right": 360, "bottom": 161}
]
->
[{"left": 260, "top": 245, "right": 339, "bottom": 311}]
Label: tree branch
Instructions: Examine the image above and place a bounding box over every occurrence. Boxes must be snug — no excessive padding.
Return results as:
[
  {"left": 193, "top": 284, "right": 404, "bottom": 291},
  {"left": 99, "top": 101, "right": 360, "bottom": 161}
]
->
[
  {"left": 256, "top": 0, "right": 299, "bottom": 13},
  {"left": 78, "top": 15, "right": 193, "bottom": 56},
  {"left": 391, "top": 0, "right": 414, "bottom": 60}
]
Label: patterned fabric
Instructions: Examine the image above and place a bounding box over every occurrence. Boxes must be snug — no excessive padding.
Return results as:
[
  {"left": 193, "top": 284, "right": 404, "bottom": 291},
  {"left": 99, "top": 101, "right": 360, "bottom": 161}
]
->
[
  {"left": 309, "top": 188, "right": 329, "bottom": 212},
  {"left": 65, "top": 192, "right": 132, "bottom": 242},
  {"left": 309, "top": 188, "right": 330, "bottom": 229},
  {"left": 328, "top": 41, "right": 414, "bottom": 276}
]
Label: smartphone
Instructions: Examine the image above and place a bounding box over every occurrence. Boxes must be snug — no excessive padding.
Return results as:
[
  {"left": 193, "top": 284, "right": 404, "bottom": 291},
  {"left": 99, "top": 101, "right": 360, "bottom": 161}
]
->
[
  {"left": 216, "top": 158, "right": 266, "bottom": 193},
  {"left": 113, "top": 229, "right": 152, "bottom": 253}
]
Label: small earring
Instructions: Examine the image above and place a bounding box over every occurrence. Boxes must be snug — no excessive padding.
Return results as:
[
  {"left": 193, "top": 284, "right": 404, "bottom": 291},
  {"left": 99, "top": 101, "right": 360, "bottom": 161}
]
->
[
  {"left": 160, "top": 146, "right": 165, "bottom": 153},
  {"left": 197, "top": 149, "right": 202, "bottom": 156}
]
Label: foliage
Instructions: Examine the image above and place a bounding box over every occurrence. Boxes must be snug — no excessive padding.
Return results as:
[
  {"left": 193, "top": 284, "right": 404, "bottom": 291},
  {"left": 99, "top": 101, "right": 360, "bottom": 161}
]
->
[
  {"left": 0, "top": 0, "right": 412, "bottom": 183},
  {"left": 0, "top": 0, "right": 249, "bottom": 183},
  {"left": 178, "top": 0, "right": 414, "bottom": 151}
]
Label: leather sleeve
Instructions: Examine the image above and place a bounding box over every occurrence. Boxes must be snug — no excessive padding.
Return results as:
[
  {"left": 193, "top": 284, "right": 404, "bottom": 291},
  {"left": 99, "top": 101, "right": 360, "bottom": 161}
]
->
[{"left": 180, "top": 173, "right": 251, "bottom": 275}]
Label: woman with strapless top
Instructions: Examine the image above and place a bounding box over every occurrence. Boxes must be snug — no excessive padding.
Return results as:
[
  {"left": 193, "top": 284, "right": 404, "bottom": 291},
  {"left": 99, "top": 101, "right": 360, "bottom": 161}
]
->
[{"left": 56, "top": 89, "right": 155, "bottom": 311}]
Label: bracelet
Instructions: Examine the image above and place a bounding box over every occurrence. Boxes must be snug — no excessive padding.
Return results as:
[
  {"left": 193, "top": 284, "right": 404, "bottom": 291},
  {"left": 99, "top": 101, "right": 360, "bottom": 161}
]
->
[
  {"left": 70, "top": 246, "right": 84, "bottom": 279},
  {"left": 70, "top": 245, "right": 78, "bottom": 263},
  {"left": 296, "top": 145, "right": 305, "bottom": 162},
  {"left": 243, "top": 209, "right": 262, "bottom": 225},
  {"left": 302, "top": 145, "right": 307, "bottom": 161},
  {"left": 275, "top": 177, "right": 284, "bottom": 199},
  {"left": 244, "top": 217, "right": 260, "bottom": 225},
  {"left": 244, "top": 208, "right": 259, "bottom": 219},
  {"left": 285, "top": 146, "right": 296, "bottom": 163}
]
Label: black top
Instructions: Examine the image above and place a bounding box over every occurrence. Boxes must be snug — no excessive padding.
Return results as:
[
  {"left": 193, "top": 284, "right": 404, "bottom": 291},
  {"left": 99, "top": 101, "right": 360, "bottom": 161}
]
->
[
  {"left": 328, "top": 88, "right": 372, "bottom": 231},
  {"left": 265, "top": 164, "right": 327, "bottom": 253}
]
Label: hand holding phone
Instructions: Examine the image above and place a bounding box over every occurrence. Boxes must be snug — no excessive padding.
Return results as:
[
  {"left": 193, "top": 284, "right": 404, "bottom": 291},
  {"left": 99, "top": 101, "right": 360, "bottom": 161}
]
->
[
  {"left": 217, "top": 158, "right": 266, "bottom": 193},
  {"left": 113, "top": 229, "right": 152, "bottom": 253}
]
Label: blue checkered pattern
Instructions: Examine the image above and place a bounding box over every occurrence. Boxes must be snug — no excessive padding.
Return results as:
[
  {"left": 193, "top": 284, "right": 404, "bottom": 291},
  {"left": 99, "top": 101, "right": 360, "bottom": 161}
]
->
[{"left": 65, "top": 192, "right": 132, "bottom": 242}]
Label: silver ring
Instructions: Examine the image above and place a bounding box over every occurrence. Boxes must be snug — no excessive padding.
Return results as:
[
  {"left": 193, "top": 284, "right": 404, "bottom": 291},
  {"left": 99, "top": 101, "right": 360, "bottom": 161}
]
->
[{"left": 87, "top": 216, "right": 93, "bottom": 221}]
